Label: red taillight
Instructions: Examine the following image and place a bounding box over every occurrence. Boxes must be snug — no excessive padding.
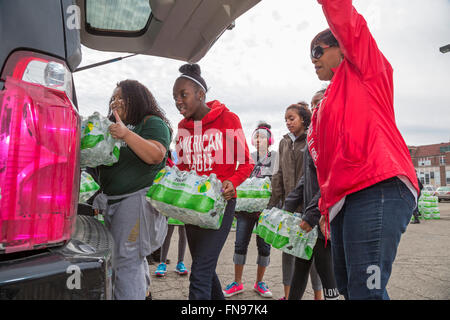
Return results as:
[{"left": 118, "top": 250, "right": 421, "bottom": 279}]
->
[{"left": 0, "top": 51, "right": 80, "bottom": 253}]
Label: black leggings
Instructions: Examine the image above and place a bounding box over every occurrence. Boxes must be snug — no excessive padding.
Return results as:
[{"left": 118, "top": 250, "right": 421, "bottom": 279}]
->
[{"left": 288, "top": 238, "right": 339, "bottom": 300}]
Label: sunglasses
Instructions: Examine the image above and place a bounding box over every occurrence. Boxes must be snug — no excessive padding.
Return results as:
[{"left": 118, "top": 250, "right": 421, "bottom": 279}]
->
[{"left": 311, "top": 44, "right": 334, "bottom": 59}]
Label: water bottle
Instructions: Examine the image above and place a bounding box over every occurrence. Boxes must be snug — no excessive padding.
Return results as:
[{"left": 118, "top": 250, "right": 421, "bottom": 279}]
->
[{"left": 96, "top": 213, "right": 105, "bottom": 225}]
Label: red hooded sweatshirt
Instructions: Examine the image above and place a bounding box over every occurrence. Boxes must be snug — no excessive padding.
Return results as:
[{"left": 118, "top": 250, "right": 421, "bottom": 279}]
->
[
  {"left": 309, "top": 0, "right": 419, "bottom": 223},
  {"left": 175, "top": 100, "right": 254, "bottom": 195}
]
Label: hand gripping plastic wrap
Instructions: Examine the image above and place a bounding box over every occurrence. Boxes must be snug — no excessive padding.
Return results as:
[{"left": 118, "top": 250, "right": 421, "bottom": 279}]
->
[
  {"left": 146, "top": 166, "right": 226, "bottom": 230},
  {"left": 256, "top": 208, "right": 318, "bottom": 260},
  {"left": 79, "top": 171, "right": 100, "bottom": 204},
  {"left": 80, "top": 112, "right": 121, "bottom": 168},
  {"left": 235, "top": 177, "right": 272, "bottom": 212}
]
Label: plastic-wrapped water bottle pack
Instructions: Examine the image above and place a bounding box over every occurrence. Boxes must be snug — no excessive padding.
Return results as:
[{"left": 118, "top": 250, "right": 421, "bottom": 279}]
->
[
  {"left": 80, "top": 112, "right": 121, "bottom": 168},
  {"left": 146, "top": 166, "right": 226, "bottom": 230},
  {"left": 256, "top": 207, "right": 318, "bottom": 260},
  {"left": 235, "top": 177, "right": 272, "bottom": 212},
  {"left": 79, "top": 171, "right": 100, "bottom": 204}
]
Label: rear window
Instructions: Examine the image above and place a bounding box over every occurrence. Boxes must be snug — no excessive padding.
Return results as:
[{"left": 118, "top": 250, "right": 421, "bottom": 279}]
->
[{"left": 86, "top": 0, "right": 152, "bottom": 34}]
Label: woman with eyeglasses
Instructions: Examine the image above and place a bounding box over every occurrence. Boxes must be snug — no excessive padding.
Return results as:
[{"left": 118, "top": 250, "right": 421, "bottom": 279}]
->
[
  {"left": 308, "top": 0, "right": 419, "bottom": 300},
  {"left": 94, "top": 80, "right": 172, "bottom": 300}
]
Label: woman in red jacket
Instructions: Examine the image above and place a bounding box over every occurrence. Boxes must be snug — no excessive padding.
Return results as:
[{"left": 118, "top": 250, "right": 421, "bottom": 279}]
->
[
  {"left": 309, "top": 0, "right": 419, "bottom": 299},
  {"left": 173, "top": 64, "right": 254, "bottom": 300}
]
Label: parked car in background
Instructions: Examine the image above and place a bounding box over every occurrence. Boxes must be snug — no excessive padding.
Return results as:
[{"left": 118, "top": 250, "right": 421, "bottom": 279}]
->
[{"left": 435, "top": 186, "right": 450, "bottom": 202}]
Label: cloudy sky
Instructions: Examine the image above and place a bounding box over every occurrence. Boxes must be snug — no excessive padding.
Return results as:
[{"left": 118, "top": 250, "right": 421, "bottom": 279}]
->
[{"left": 73, "top": 0, "right": 450, "bottom": 151}]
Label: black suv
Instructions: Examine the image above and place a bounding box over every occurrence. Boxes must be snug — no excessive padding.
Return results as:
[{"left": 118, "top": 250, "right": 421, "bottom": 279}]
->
[{"left": 0, "top": 0, "right": 259, "bottom": 299}]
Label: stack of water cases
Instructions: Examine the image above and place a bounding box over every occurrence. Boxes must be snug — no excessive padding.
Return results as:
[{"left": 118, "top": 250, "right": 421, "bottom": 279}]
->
[
  {"left": 146, "top": 166, "right": 226, "bottom": 230},
  {"left": 235, "top": 177, "right": 272, "bottom": 212},
  {"left": 256, "top": 208, "right": 318, "bottom": 260},
  {"left": 80, "top": 112, "right": 121, "bottom": 168},
  {"left": 417, "top": 191, "right": 440, "bottom": 220}
]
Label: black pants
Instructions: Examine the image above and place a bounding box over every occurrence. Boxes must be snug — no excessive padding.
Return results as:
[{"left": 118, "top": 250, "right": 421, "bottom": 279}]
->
[
  {"left": 288, "top": 238, "right": 339, "bottom": 300},
  {"left": 185, "top": 199, "right": 235, "bottom": 300}
]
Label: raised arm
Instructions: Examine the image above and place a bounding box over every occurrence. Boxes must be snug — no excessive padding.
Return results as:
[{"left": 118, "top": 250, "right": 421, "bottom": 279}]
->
[{"left": 318, "top": 0, "right": 390, "bottom": 78}]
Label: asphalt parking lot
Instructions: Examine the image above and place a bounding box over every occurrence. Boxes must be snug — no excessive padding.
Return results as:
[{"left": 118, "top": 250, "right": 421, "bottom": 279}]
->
[{"left": 149, "top": 202, "right": 450, "bottom": 300}]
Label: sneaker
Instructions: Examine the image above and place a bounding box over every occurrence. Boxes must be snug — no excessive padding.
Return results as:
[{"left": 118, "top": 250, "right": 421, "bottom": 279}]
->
[
  {"left": 175, "top": 261, "right": 189, "bottom": 275},
  {"left": 254, "top": 281, "right": 273, "bottom": 298},
  {"left": 223, "top": 282, "right": 244, "bottom": 298},
  {"left": 279, "top": 296, "right": 287, "bottom": 300},
  {"left": 155, "top": 263, "right": 167, "bottom": 277}
]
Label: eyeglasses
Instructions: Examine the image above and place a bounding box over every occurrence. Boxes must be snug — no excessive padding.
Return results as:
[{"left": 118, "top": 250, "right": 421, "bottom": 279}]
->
[{"left": 311, "top": 44, "right": 333, "bottom": 59}]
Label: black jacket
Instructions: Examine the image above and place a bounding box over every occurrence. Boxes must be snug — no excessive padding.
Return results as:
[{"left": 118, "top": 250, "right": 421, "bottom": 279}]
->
[{"left": 283, "top": 147, "right": 324, "bottom": 240}]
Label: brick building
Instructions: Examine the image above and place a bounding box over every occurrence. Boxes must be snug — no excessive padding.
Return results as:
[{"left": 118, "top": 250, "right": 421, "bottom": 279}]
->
[{"left": 408, "top": 142, "right": 450, "bottom": 187}]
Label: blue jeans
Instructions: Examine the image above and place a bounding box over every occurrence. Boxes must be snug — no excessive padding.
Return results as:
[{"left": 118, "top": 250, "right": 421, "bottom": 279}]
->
[
  {"left": 185, "top": 199, "right": 235, "bottom": 300},
  {"left": 234, "top": 212, "right": 271, "bottom": 267},
  {"left": 330, "top": 177, "right": 415, "bottom": 300}
]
